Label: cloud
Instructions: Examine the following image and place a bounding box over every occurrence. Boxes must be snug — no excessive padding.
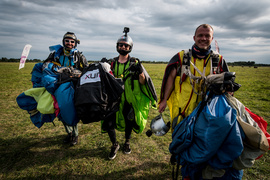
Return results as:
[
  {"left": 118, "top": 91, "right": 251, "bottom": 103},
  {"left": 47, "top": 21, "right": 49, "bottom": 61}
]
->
[{"left": 0, "top": 0, "right": 269, "bottom": 64}]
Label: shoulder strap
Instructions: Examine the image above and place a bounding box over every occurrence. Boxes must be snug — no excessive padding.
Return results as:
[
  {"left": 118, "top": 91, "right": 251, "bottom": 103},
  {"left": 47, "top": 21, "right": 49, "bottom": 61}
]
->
[
  {"left": 73, "top": 51, "right": 86, "bottom": 71},
  {"left": 182, "top": 49, "right": 191, "bottom": 66},
  {"left": 111, "top": 57, "right": 117, "bottom": 70},
  {"left": 178, "top": 49, "right": 191, "bottom": 84}
]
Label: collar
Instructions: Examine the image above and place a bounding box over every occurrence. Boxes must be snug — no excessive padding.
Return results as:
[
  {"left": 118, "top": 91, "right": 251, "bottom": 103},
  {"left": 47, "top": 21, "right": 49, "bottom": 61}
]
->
[{"left": 192, "top": 44, "right": 211, "bottom": 58}]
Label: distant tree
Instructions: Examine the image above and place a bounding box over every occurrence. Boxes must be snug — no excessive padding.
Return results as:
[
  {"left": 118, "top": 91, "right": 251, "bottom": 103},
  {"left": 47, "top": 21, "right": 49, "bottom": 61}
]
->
[{"left": 1, "top": 57, "right": 8, "bottom": 62}]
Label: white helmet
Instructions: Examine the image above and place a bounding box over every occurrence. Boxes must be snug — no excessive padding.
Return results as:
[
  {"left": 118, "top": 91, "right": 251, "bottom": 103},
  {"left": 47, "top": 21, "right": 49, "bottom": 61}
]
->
[{"left": 146, "top": 114, "right": 170, "bottom": 137}]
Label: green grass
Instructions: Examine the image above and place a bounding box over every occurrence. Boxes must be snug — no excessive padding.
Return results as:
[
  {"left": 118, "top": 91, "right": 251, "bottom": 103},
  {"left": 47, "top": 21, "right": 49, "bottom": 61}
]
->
[{"left": 0, "top": 62, "right": 269, "bottom": 180}]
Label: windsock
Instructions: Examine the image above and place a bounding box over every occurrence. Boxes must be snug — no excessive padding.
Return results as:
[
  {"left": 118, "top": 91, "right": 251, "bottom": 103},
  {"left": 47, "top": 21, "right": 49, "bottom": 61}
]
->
[{"left": 19, "top": 44, "right": 32, "bottom": 70}]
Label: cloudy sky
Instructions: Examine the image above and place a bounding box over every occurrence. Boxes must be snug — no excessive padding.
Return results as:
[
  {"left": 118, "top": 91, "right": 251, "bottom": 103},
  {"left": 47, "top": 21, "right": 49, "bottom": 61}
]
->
[{"left": 1, "top": 0, "right": 270, "bottom": 64}]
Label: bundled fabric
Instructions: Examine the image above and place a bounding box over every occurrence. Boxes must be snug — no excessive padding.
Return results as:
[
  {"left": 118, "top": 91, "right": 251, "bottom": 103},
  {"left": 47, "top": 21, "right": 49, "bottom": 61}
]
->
[
  {"left": 31, "top": 63, "right": 44, "bottom": 88},
  {"left": 169, "top": 93, "right": 244, "bottom": 179},
  {"left": 16, "top": 87, "right": 57, "bottom": 128},
  {"left": 225, "top": 93, "right": 269, "bottom": 170},
  {"left": 245, "top": 107, "right": 270, "bottom": 151},
  {"left": 17, "top": 61, "right": 81, "bottom": 127},
  {"left": 17, "top": 62, "right": 59, "bottom": 128},
  {"left": 116, "top": 64, "right": 157, "bottom": 133},
  {"left": 42, "top": 62, "right": 60, "bottom": 94},
  {"left": 42, "top": 74, "right": 59, "bottom": 94},
  {"left": 205, "top": 72, "right": 241, "bottom": 95},
  {"left": 109, "top": 58, "right": 157, "bottom": 134},
  {"left": 169, "top": 101, "right": 202, "bottom": 156},
  {"left": 74, "top": 62, "right": 124, "bottom": 124},
  {"left": 54, "top": 81, "right": 79, "bottom": 126}
]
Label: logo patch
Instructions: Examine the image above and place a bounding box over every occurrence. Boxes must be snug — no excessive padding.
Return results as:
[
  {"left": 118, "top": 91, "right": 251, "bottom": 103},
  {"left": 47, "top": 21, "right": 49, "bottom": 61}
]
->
[{"left": 80, "top": 69, "right": 100, "bottom": 85}]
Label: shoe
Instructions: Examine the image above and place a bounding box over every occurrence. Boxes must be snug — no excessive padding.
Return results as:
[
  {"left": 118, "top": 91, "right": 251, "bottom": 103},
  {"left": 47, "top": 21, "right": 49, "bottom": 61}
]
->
[
  {"left": 123, "top": 142, "right": 131, "bottom": 154},
  {"left": 109, "top": 142, "right": 120, "bottom": 160},
  {"left": 63, "top": 133, "right": 72, "bottom": 144},
  {"left": 70, "top": 135, "right": 78, "bottom": 146}
]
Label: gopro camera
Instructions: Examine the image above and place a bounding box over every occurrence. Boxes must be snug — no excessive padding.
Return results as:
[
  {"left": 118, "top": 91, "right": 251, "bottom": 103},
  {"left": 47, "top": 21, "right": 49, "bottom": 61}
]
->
[{"left": 123, "top": 27, "right": 129, "bottom": 35}]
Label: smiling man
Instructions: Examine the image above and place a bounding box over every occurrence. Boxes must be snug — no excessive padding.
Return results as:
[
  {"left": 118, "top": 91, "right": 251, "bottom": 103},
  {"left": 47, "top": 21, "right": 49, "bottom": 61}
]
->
[
  {"left": 194, "top": 24, "right": 213, "bottom": 52},
  {"left": 44, "top": 32, "right": 89, "bottom": 146},
  {"left": 158, "top": 24, "right": 244, "bottom": 179},
  {"left": 159, "top": 24, "right": 229, "bottom": 120}
]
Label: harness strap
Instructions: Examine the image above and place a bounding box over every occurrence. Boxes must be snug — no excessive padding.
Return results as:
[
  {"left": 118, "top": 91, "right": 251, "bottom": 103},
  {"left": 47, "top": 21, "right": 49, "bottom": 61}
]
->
[
  {"left": 112, "top": 57, "right": 138, "bottom": 101},
  {"left": 176, "top": 50, "right": 221, "bottom": 119},
  {"left": 171, "top": 155, "right": 181, "bottom": 180},
  {"left": 180, "top": 50, "right": 220, "bottom": 96}
]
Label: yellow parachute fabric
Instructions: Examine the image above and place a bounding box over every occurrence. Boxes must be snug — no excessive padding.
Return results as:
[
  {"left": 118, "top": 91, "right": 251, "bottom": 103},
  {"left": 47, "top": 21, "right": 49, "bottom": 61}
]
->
[{"left": 24, "top": 87, "right": 55, "bottom": 114}]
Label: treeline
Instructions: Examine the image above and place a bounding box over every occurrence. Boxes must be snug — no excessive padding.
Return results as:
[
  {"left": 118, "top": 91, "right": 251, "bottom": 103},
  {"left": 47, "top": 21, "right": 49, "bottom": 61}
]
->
[
  {"left": 0, "top": 57, "right": 42, "bottom": 63},
  {"left": 1, "top": 57, "right": 269, "bottom": 66},
  {"left": 227, "top": 61, "right": 270, "bottom": 67}
]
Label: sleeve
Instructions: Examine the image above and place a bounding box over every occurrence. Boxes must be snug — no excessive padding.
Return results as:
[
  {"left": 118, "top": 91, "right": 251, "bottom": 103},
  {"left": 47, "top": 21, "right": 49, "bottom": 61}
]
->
[
  {"left": 75, "top": 52, "right": 88, "bottom": 71},
  {"left": 44, "top": 52, "right": 55, "bottom": 63},
  {"left": 159, "top": 53, "right": 179, "bottom": 101},
  {"left": 80, "top": 53, "right": 89, "bottom": 68}
]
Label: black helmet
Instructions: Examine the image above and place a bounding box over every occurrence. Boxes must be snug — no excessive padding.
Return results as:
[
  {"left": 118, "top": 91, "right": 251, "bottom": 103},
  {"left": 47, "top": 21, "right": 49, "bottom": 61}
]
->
[
  {"left": 62, "top": 32, "right": 80, "bottom": 49},
  {"left": 116, "top": 27, "right": 133, "bottom": 55}
]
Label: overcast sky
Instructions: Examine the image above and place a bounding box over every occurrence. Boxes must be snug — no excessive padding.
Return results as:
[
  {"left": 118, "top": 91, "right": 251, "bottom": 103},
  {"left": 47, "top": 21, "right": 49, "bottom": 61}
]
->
[{"left": 1, "top": 0, "right": 270, "bottom": 64}]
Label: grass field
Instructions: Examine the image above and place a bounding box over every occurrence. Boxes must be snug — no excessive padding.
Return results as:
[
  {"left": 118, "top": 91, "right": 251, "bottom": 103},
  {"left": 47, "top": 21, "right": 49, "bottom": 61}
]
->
[{"left": 0, "top": 62, "right": 269, "bottom": 180}]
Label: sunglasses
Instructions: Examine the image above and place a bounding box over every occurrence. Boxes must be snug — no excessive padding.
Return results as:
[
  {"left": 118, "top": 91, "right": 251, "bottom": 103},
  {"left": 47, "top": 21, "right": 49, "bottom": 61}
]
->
[
  {"left": 118, "top": 43, "right": 129, "bottom": 48},
  {"left": 65, "top": 39, "right": 75, "bottom": 43}
]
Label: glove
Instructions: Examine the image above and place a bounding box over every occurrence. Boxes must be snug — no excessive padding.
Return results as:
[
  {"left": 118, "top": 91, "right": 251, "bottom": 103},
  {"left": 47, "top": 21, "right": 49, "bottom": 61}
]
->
[
  {"left": 137, "top": 63, "right": 143, "bottom": 74},
  {"left": 130, "top": 63, "right": 143, "bottom": 74}
]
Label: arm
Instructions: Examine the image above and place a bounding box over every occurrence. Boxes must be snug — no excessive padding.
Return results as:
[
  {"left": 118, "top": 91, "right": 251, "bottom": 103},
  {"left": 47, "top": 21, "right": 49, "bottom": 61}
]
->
[
  {"left": 131, "top": 60, "right": 145, "bottom": 84},
  {"left": 44, "top": 52, "right": 55, "bottom": 63},
  {"left": 158, "top": 68, "right": 177, "bottom": 113},
  {"left": 80, "top": 53, "right": 89, "bottom": 68},
  {"left": 139, "top": 72, "right": 146, "bottom": 85},
  {"left": 76, "top": 52, "right": 89, "bottom": 71}
]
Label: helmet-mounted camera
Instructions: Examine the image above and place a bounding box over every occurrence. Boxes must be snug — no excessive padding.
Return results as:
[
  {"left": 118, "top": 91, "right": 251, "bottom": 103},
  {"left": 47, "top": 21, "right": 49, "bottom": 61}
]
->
[
  {"left": 116, "top": 27, "right": 133, "bottom": 55},
  {"left": 123, "top": 27, "right": 129, "bottom": 36}
]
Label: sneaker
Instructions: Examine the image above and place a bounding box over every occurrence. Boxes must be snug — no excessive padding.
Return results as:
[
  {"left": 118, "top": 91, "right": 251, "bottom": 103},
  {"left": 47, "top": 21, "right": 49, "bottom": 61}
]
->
[
  {"left": 70, "top": 135, "right": 78, "bottom": 146},
  {"left": 63, "top": 133, "right": 72, "bottom": 144},
  {"left": 109, "top": 142, "right": 120, "bottom": 160},
  {"left": 123, "top": 142, "right": 131, "bottom": 154}
]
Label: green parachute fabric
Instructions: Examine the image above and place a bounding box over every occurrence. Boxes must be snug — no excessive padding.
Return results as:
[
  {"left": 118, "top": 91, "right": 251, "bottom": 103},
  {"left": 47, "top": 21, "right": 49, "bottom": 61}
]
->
[
  {"left": 24, "top": 87, "right": 55, "bottom": 114},
  {"left": 116, "top": 64, "right": 157, "bottom": 134}
]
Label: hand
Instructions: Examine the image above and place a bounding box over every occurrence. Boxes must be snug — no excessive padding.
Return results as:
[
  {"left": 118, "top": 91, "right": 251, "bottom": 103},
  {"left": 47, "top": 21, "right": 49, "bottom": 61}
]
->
[
  {"left": 158, "top": 99, "right": 167, "bottom": 113},
  {"left": 136, "top": 63, "right": 143, "bottom": 74},
  {"left": 130, "top": 63, "right": 143, "bottom": 74}
]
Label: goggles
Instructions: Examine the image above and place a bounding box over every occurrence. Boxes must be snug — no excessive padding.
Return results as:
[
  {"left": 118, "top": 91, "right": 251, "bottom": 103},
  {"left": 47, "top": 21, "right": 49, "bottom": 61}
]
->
[
  {"left": 118, "top": 43, "right": 129, "bottom": 48},
  {"left": 64, "top": 39, "right": 75, "bottom": 43}
]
